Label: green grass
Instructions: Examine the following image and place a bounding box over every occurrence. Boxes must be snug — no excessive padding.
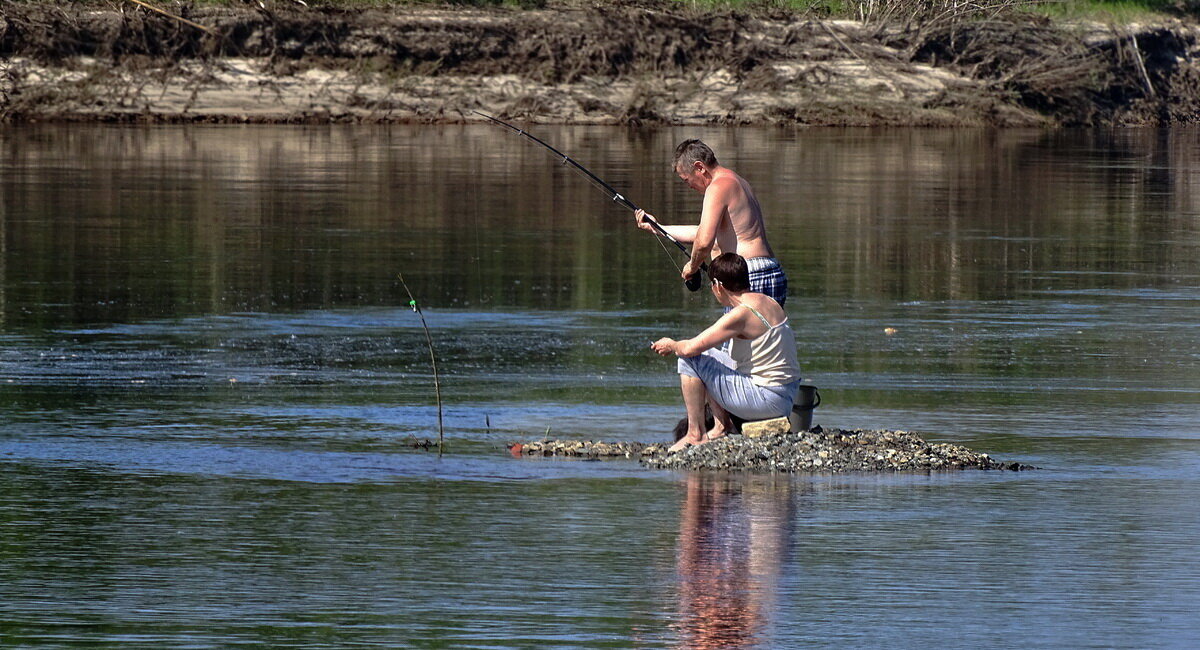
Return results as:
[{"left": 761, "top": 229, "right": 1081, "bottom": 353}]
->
[
  {"left": 682, "top": 0, "right": 1180, "bottom": 20},
  {"left": 1027, "top": 0, "right": 1178, "bottom": 22},
  {"left": 107, "top": 0, "right": 553, "bottom": 7},
  {"left": 677, "top": 0, "right": 1185, "bottom": 21},
  {"left": 668, "top": 0, "right": 835, "bottom": 10}
]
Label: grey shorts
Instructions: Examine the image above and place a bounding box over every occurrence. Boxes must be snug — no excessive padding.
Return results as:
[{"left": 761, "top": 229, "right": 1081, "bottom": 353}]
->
[{"left": 677, "top": 348, "right": 799, "bottom": 421}]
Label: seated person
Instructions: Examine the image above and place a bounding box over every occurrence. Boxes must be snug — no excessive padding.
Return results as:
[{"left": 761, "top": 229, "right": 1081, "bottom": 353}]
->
[{"left": 651, "top": 253, "right": 801, "bottom": 453}]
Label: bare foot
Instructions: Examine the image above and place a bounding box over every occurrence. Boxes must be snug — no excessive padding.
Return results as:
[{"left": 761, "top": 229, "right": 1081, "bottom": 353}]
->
[
  {"left": 704, "top": 422, "right": 733, "bottom": 441},
  {"left": 669, "top": 435, "right": 703, "bottom": 453}
]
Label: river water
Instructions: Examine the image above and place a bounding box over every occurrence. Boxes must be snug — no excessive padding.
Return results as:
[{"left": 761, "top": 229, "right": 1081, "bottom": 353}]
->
[{"left": 1, "top": 125, "right": 1198, "bottom": 647}]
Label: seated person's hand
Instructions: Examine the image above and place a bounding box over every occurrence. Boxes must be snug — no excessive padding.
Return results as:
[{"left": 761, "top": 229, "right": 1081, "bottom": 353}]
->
[{"left": 651, "top": 337, "right": 676, "bottom": 356}]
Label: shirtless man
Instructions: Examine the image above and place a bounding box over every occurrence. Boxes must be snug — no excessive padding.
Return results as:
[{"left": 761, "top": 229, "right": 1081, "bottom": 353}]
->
[{"left": 635, "top": 139, "right": 787, "bottom": 304}]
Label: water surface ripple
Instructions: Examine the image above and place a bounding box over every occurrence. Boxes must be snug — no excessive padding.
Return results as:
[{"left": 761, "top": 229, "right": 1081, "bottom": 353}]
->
[{"left": 1, "top": 125, "right": 1199, "bottom": 647}]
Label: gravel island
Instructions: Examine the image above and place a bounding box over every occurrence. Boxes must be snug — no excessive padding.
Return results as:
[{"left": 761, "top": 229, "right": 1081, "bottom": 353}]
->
[{"left": 512, "top": 426, "right": 1033, "bottom": 473}]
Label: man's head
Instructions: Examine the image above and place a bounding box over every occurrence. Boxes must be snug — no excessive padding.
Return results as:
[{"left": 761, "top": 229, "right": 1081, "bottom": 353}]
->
[
  {"left": 673, "top": 139, "right": 719, "bottom": 192},
  {"left": 708, "top": 252, "right": 751, "bottom": 293}
]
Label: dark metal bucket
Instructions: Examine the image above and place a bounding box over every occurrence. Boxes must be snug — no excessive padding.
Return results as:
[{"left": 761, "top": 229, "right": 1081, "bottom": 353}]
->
[{"left": 788, "top": 381, "right": 821, "bottom": 433}]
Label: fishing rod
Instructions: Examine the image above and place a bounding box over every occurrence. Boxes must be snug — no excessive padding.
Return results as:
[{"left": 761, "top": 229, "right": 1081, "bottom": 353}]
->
[{"left": 473, "top": 110, "right": 705, "bottom": 292}]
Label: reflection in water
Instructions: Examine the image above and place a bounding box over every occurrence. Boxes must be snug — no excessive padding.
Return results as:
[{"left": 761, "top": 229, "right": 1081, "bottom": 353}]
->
[
  {"left": 674, "top": 473, "right": 797, "bottom": 648},
  {"left": 1, "top": 126, "right": 1199, "bottom": 328}
]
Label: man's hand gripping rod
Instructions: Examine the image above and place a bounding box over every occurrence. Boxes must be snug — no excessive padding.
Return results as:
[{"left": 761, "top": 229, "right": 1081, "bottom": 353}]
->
[{"left": 473, "top": 110, "right": 705, "bottom": 291}]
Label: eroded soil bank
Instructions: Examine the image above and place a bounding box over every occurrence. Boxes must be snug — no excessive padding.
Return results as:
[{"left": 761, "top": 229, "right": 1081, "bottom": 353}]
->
[{"left": 3, "top": 2, "right": 1200, "bottom": 126}]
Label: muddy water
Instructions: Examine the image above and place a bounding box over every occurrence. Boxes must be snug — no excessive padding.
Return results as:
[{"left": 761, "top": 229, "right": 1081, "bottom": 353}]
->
[{"left": 1, "top": 125, "right": 1199, "bottom": 647}]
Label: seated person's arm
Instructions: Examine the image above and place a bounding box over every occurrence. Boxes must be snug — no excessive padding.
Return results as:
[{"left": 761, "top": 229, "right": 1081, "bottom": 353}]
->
[{"left": 652, "top": 311, "right": 745, "bottom": 357}]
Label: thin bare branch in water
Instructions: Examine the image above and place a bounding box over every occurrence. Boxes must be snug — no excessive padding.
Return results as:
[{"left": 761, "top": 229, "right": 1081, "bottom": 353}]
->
[{"left": 398, "top": 272, "right": 445, "bottom": 454}]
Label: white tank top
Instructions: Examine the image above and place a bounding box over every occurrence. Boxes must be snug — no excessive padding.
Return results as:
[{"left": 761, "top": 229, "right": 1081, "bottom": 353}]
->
[{"left": 729, "top": 303, "right": 801, "bottom": 387}]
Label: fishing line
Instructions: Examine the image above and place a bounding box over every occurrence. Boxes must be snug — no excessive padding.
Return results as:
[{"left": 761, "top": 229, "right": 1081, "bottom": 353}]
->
[
  {"left": 473, "top": 110, "right": 704, "bottom": 291},
  {"left": 652, "top": 228, "right": 685, "bottom": 276}
]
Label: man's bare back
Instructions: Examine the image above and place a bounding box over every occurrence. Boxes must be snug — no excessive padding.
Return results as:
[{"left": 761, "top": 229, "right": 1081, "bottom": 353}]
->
[{"left": 701, "top": 170, "right": 774, "bottom": 261}]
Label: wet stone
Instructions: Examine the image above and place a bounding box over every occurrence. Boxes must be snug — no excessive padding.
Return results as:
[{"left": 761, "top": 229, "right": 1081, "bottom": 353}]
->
[
  {"left": 510, "top": 427, "right": 1035, "bottom": 473},
  {"left": 742, "top": 416, "right": 791, "bottom": 438}
]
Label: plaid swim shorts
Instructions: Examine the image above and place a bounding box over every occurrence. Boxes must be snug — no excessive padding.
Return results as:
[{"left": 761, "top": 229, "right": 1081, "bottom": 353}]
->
[{"left": 746, "top": 256, "right": 787, "bottom": 305}]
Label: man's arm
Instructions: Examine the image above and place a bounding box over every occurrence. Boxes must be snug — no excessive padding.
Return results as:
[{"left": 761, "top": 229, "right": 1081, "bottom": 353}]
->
[
  {"left": 659, "top": 224, "right": 699, "bottom": 243},
  {"left": 681, "top": 179, "right": 729, "bottom": 279},
  {"left": 634, "top": 210, "right": 698, "bottom": 243}
]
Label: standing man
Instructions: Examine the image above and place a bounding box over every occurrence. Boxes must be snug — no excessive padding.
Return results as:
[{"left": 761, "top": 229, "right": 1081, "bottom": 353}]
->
[{"left": 635, "top": 139, "right": 787, "bottom": 305}]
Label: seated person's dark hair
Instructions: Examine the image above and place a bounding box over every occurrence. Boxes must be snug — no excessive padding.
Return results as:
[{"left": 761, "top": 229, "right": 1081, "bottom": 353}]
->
[{"left": 707, "top": 252, "right": 751, "bottom": 292}]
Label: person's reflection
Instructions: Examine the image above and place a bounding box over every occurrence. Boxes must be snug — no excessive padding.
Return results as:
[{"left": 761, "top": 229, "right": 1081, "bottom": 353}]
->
[{"left": 674, "top": 472, "right": 796, "bottom": 649}]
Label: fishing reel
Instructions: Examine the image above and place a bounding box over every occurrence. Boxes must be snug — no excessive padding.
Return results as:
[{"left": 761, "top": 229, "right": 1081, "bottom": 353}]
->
[{"left": 684, "top": 261, "right": 709, "bottom": 292}]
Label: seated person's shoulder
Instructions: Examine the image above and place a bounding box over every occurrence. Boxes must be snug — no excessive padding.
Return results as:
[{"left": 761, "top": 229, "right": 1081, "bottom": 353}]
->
[{"left": 748, "top": 295, "right": 785, "bottom": 321}]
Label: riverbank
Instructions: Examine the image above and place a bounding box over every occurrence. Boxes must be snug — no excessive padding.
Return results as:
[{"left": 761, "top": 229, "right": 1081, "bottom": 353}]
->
[
  {"left": 3, "top": 1, "right": 1200, "bottom": 126},
  {"left": 512, "top": 427, "right": 1034, "bottom": 472}
]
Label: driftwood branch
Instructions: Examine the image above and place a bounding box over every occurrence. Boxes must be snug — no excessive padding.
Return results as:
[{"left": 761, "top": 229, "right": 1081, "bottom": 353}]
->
[
  {"left": 1127, "top": 30, "right": 1156, "bottom": 98},
  {"left": 124, "top": 0, "right": 218, "bottom": 37}
]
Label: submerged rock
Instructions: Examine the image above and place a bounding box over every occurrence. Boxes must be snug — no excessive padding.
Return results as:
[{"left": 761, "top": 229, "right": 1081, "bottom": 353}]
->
[{"left": 511, "top": 426, "right": 1034, "bottom": 473}]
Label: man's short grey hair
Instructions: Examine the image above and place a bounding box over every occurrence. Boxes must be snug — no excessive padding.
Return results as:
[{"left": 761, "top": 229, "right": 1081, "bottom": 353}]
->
[{"left": 673, "top": 139, "right": 718, "bottom": 171}]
